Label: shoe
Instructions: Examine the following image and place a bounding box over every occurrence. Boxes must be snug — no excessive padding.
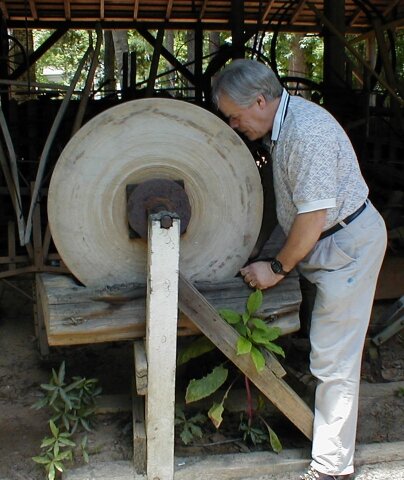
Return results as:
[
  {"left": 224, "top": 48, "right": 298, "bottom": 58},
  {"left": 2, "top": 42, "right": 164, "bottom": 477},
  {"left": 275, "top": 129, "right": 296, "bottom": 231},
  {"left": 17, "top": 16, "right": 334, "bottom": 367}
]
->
[{"left": 300, "top": 465, "right": 352, "bottom": 479}]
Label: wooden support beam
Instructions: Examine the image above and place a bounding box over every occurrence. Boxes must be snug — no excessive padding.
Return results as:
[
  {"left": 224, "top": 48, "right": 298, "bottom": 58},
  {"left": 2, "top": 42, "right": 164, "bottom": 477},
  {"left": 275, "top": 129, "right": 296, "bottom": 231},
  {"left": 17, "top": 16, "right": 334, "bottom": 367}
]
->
[
  {"left": 37, "top": 272, "right": 301, "bottom": 346},
  {"left": 178, "top": 274, "right": 314, "bottom": 440},
  {"left": 145, "top": 215, "right": 180, "bottom": 480},
  {"left": 134, "top": 340, "right": 148, "bottom": 395},
  {"left": 132, "top": 392, "right": 147, "bottom": 475}
]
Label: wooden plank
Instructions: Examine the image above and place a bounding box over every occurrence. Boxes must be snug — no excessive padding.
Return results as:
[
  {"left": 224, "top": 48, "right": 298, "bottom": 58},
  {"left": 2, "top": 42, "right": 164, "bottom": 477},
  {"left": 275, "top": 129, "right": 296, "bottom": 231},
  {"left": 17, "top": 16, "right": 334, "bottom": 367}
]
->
[
  {"left": 145, "top": 216, "right": 180, "bottom": 480},
  {"left": 178, "top": 274, "right": 314, "bottom": 440},
  {"left": 132, "top": 392, "right": 147, "bottom": 475},
  {"left": 34, "top": 274, "right": 50, "bottom": 357},
  {"left": 7, "top": 222, "right": 16, "bottom": 270},
  {"left": 134, "top": 340, "right": 148, "bottom": 395},
  {"left": 38, "top": 272, "right": 300, "bottom": 345}
]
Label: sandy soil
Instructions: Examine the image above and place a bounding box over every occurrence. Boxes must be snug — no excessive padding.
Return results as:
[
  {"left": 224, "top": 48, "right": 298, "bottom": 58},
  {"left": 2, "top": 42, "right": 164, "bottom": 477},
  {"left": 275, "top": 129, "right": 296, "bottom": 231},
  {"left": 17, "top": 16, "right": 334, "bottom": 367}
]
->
[{"left": 0, "top": 277, "right": 403, "bottom": 480}]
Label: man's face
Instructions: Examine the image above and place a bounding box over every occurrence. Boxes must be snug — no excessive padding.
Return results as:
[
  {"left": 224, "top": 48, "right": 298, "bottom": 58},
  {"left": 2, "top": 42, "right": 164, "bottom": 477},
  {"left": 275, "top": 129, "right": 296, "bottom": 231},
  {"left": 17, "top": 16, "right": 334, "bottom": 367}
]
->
[{"left": 218, "top": 94, "right": 270, "bottom": 141}]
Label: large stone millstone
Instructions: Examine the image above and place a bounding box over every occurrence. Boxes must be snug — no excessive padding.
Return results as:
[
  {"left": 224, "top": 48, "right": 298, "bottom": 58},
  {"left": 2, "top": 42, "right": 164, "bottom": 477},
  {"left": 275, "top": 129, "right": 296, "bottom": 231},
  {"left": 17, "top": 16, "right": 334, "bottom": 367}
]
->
[{"left": 48, "top": 98, "right": 263, "bottom": 287}]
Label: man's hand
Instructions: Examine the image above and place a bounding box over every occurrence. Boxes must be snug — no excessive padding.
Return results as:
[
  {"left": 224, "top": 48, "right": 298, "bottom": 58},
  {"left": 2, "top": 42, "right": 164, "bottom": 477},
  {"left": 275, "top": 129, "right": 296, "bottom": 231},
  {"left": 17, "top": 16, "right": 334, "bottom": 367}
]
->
[{"left": 240, "top": 261, "right": 283, "bottom": 290}]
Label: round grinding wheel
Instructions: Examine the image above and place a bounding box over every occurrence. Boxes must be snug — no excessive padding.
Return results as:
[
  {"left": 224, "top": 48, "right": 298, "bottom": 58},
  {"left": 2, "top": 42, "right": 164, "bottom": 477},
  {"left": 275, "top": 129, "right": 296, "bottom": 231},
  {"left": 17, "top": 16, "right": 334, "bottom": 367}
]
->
[{"left": 48, "top": 98, "right": 263, "bottom": 287}]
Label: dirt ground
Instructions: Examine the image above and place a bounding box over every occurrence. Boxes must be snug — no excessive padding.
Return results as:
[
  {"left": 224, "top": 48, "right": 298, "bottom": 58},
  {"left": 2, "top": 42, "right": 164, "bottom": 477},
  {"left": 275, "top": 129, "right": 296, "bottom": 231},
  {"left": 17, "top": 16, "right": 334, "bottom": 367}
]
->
[{"left": 0, "top": 276, "right": 403, "bottom": 480}]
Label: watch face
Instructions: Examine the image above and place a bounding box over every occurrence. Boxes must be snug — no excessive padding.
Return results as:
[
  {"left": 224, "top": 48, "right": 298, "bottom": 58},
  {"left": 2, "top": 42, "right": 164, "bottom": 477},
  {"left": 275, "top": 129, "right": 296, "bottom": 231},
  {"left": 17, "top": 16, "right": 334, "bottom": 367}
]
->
[{"left": 271, "top": 259, "right": 282, "bottom": 274}]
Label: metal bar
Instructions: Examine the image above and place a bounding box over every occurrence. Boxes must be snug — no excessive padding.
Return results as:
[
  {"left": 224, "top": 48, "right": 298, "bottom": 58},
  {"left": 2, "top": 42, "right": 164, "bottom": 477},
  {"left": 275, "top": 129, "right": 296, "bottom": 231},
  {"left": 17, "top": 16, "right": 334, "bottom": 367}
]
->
[
  {"left": 71, "top": 27, "right": 102, "bottom": 136},
  {"left": 137, "top": 27, "right": 196, "bottom": 85},
  {"left": 0, "top": 106, "right": 25, "bottom": 244},
  {"left": 0, "top": 278, "right": 33, "bottom": 301},
  {"left": 9, "top": 28, "right": 68, "bottom": 80},
  {"left": 24, "top": 46, "right": 93, "bottom": 245},
  {"left": 146, "top": 28, "right": 165, "bottom": 97}
]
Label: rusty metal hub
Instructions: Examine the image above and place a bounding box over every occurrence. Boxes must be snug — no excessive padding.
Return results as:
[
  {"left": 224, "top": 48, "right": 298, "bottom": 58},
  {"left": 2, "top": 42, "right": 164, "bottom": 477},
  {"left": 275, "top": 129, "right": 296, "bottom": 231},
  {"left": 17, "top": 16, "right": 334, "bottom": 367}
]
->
[{"left": 127, "top": 178, "right": 191, "bottom": 239}]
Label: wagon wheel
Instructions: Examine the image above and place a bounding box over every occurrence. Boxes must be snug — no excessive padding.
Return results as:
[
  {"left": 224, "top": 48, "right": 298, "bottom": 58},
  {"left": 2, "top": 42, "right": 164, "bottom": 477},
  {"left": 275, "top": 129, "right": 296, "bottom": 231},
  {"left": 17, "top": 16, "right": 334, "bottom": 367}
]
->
[
  {"left": 3, "top": 34, "right": 27, "bottom": 76},
  {"left": 281, "top": 76, "right": 324, "bottom": 103}
]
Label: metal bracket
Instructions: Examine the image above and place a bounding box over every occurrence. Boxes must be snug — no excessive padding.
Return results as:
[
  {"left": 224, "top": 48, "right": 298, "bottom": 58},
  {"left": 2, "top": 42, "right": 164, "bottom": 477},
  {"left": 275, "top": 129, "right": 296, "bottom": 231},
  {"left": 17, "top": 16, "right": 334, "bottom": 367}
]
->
[{"left": 372, "top": 296, "right": 404, "bottom": 346}]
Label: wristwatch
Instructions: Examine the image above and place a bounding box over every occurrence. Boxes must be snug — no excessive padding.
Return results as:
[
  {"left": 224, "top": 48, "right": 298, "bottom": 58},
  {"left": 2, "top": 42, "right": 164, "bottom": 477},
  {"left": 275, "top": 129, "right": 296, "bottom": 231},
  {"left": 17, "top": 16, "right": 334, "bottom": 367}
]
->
[{"left": 269, "top": 258, "right": 290, "bottom": 276}]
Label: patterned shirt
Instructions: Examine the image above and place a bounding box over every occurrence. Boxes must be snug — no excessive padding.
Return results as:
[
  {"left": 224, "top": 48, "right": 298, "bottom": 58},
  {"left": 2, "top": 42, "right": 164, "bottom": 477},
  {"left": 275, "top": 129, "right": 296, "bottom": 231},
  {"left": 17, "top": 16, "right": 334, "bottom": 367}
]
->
[{"left": 264, "top": 91, "right": 369, "bottom": 235}]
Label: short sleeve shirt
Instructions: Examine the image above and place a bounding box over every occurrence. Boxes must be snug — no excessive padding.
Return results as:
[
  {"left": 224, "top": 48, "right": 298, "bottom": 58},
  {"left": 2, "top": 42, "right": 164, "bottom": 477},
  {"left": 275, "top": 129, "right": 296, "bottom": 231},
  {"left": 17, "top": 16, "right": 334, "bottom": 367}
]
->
[{"left": 265, "top": 93, "right": 369, "bottom": 235}]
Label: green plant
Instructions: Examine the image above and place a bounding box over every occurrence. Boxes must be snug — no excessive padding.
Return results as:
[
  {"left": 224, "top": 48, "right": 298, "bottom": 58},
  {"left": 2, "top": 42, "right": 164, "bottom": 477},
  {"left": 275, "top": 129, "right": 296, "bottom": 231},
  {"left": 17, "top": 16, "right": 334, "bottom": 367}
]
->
[
  {"left": 219, "top": 289, "right": 285, "bottom": 372},
  {"left": 175, "top": 406, "right": 207, "bottom": 445},
  {"left": 177, "top": 289, "right": 284, "bottom": 452},
  {"left": 32, "top": 362, "right": 101, "bottom": 479}
]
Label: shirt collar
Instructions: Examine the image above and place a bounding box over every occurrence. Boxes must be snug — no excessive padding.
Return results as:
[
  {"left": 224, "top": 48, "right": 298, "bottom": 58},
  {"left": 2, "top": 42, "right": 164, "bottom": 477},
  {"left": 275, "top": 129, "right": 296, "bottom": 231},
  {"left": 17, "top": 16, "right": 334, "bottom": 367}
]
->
[{"left": 271, "top": 88, "right": 290, "bottom": 142}]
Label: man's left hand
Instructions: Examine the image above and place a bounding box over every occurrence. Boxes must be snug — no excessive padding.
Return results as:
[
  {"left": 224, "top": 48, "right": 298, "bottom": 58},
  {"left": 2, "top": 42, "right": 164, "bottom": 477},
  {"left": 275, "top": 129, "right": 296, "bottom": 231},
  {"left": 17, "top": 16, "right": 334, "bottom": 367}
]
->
[{"left": 240, "top": 261, "right": 283, "bottom": 290}]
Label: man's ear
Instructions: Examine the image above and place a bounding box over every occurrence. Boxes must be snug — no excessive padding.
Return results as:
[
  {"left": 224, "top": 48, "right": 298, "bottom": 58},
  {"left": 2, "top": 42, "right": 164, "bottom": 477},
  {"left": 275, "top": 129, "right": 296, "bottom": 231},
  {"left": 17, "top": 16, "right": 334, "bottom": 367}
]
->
[{"left": 257, "top": 94, "right": 267, "bottom": 109}]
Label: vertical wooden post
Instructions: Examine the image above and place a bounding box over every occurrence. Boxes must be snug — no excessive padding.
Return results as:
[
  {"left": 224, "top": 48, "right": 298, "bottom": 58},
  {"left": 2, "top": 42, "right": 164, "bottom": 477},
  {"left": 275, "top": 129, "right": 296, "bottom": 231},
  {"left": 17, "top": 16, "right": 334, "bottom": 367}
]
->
[{"left": 145, "top": 213, "right": 180, "bottom": 480}]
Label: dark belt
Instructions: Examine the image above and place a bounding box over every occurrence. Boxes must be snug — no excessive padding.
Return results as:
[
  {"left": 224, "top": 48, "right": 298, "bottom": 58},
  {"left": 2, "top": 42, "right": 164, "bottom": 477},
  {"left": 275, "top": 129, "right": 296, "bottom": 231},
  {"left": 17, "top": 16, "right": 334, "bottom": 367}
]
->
[{"left": 319, "top": 201, "right": 367, "bottom": 240}]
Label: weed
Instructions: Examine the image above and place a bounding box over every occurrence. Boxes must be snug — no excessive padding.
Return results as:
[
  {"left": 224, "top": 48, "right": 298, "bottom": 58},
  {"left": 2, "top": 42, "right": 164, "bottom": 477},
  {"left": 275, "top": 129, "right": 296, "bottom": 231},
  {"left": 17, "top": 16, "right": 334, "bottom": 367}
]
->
[{"left": 32, "top": 361, "right": 101, "bottom": 479}]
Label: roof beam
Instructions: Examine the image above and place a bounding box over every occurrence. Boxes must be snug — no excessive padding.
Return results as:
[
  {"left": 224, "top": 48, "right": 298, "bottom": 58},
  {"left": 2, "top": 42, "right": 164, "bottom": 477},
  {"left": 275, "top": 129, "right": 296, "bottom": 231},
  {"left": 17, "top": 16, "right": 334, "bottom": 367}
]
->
[
  {"left": 29, "top": 0, "right": 38, "bottom": 20},
  {"left": 166, "top": 0, "right": 174, "bottom": 20},
  {"left": 100, "top": 0, "right": 105, "bottom": 20},
  {"left": 200, "top": 0, "right": 209, "bottom": 19},
  {"left": 64, "top": 0, "right": 71, "bottom": 20},
  {"left": 261, "top": 0, "right": 276, "bottom": 24},
  {"left": 0, "top": 2, "right": 8, "bottom": 20},
  {"left": 134, "top": 0, "right": 139, "bottom": 20},
  {"left": 290, "top": 0, "right": 307, "bottom": 24}
]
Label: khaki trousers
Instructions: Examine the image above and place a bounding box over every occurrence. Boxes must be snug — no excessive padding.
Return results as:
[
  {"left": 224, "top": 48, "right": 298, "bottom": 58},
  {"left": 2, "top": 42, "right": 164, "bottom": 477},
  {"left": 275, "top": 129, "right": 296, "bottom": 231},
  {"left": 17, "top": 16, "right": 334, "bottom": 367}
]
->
[{"left": 298, "top": 201, "right": 387, "bottom": 476}]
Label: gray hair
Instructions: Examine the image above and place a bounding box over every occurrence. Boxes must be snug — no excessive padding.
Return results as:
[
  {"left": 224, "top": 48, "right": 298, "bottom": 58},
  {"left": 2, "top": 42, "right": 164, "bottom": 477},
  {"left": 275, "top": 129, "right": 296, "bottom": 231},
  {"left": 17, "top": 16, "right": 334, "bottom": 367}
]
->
[{"left": 211, "top": 59, "right": 283, "bottom": 108}]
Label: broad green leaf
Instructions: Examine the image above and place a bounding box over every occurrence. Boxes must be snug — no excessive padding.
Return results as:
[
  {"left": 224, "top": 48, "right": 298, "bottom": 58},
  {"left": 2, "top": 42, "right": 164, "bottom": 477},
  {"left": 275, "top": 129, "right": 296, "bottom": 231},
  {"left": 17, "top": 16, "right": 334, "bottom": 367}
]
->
[
  {"left": 59, "top": 388, "right": 72, "bottom": 410},
  {"left": 32, "top": 397, "right": 48, "bottom": 409},
  {"left": 40, "top": 383, "right": 57, "bottom": 392},
  {"left": 189, "top": 412, "right": 207, "bottom": 424},
  {"left": 80, "top": 435, "right": 88, "bottom": 449},
  {"left": 48, "top": 463, "right": 56, "bottom": 480},
  {"left": 54, "top": 461, "right": 64, "bottom": 472},
  {"left": 189, "top": 424, "right": 203, "bottom": 439},
  {"left": 250, "top": 317, "right": 269, "bottom": 330},
  {"left": 32, "top": 456, "right": 51, "bottom": 465},
  {"left": 242, "top": 312, "right": 250, "bottom": 325},
  {"left": 264, "top": 342, "right": 285, "bottom": 358},
  {"left": 250, "top": 346, "right": 266, "bottom": 372},
  {"left": 59, "top": 437, "right": 76, "bottom": 447},
  {"left": 40, "top": 437, "right": 55, "bottom": 448},
  {"left": 64, "top": 378, "right": 86, "bottom": 392},
  {"left": 208, "top": 402, "right": 225, "bottom": 429},
  {"left": 49, "top": 420, "right": 59, "bottom": 438},
  {"left": 185, "top": 365, "right": 228, "bottom": 403},
  {"left": 234, "top": 323, "right": 247, "bottom": 337},
  {"left": 83, "top": 450, "right": 89, "bottom": 463},
  {"left": 236, "top": 336, "right": 252, "bottom": 355},
  {"left": 219, "top": 309, "right": 241, "bottom": 325},
  {"left": 268, "top": 426, "right": 283, "bottom": 453},
  {"left": 177, "top": 337, "right": 216, "bottom": 366},
  {"left": 247, "top": 289, "right": 263, "bottom": 315},
  {"left": 180, "top": 426, "right": 194, "bottom": 445}
]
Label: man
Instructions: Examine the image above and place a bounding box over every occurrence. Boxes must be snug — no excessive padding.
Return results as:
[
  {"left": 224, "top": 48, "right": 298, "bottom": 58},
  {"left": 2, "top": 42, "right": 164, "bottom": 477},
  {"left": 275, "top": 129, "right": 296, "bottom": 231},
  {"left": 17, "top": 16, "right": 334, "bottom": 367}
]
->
[{"left": 212, "top": 59, "right": 387, "bottom": 480}]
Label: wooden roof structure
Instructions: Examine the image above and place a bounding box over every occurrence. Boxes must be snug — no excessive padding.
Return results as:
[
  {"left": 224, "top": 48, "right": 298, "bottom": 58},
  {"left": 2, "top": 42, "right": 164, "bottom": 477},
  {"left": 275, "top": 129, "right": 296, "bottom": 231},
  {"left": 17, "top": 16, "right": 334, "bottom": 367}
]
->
[{"left": 1, "top": 0, "right": 404, "bottom": 31}]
